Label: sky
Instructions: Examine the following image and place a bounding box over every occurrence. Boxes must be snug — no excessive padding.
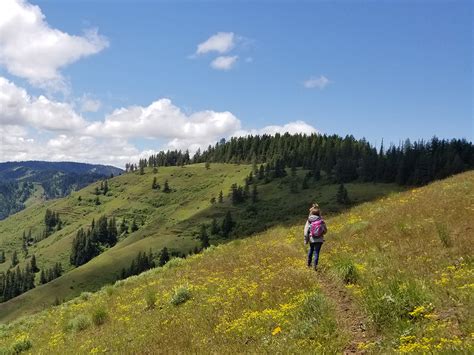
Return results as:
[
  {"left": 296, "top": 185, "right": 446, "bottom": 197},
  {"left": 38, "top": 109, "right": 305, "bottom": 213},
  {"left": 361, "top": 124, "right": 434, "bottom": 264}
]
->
[{"left": 0, "top": 0, "right": 472, "bottom": 168}]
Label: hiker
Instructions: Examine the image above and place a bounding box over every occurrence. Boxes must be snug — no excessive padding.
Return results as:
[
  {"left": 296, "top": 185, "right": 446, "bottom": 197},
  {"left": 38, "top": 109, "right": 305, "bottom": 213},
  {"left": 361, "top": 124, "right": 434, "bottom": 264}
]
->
[{"left": 304, "top": 203, "right": 327, "bottom": 270}]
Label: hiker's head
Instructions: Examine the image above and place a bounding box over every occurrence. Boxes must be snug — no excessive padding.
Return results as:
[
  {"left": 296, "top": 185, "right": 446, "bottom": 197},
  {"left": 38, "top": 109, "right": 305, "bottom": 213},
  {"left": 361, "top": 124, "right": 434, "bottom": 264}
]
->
[{"left": 310, "top": 203, "right": 321, "bottom": 216}]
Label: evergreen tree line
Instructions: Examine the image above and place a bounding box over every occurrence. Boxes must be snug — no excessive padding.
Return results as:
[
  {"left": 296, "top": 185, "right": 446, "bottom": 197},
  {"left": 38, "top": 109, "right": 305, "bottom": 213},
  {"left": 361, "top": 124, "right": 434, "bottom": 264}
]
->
[
  {"left": 0, "top": 265, "right": 35, "bottom": 302},
  {"left": 39, "top": 262, "right": 63, "bottom": 285},
  {"left": 130, "top": 135, "right": 473, "bottom": 186},
  {"left": 199, "top": 211, "right": 235, "bottom": 247},
  {"left": 44, "top": 209, "right": 62, "bottom": 236},
  {"left": 119, "top": 247, "right": 171, "bottom": 280},
  {"left": 70, "top": 216, "right": 118, "bottom": 267}
]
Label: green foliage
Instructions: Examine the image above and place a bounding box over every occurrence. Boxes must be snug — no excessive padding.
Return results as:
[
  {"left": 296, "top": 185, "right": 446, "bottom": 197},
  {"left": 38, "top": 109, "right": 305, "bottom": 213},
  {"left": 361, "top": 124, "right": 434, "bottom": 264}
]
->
[
  {"left": 331, "top": 257, "right": 359, "bottom": 284},
  {"left": 170, "top": 286, "right": 191, "bottom": 306},
  {"left": 158, "top": 247, "right": 170, "bottom": 267},
  {"left": 67, "top": 314, "right": 91, "bottom": 332},
  {"left": 145, "top": 289, "right": 157, "bottom": 310},
  {"left": 336, "top": 184, "right": 350, "bottom": 205},
  {"left": 11, "top": 337, "right": 32, "bottom": 354},
  {"left": 435, "top": 223, "right": 452, "bottom": 247},
  {"left": 362, "top": 278, "right": 432, "bottom": 331},
  {"left": 91, "top": 306, "right": 108, "bottom": 326}
]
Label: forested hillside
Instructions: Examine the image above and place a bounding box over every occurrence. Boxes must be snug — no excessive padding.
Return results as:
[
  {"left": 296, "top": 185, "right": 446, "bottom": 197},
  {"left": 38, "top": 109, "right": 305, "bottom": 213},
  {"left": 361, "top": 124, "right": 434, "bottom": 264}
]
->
[
  {"left": 136, "top": 134, "right": 474, "bottom": 186},
  {"left": 0, "top": 162, "right": 123, "bottom": 220},
  {"left": 0, "top": 171, "right": 471, "bottom": 354},
  {"left": 0, "top": 162, "right": 400, "bottom": 322}
]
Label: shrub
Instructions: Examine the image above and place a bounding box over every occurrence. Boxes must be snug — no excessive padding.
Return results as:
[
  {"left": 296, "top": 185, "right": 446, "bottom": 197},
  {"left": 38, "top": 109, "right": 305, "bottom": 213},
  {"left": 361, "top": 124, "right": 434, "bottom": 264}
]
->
[
  {"left": 170, "top": 286, "right": 191, "bottom": 306},
  {"left": 363, "top": 278, "right": 431, "bottom": 331},
  {"left": 79, "top": 292, "right": 92, "bottom": 301},
  {"left": 104, "top": 285, "right": 115, "bottom": 296},
  {"left": 11, "top": 336, "right": 32, "bottom": 354},
  {"left": 331, "top": 257, "right": 359, "bottom": 284},
  {"left": 67, "top": 314, "right": 91, "bottom": 332},
  {"left": 145, "top": 289, "right": 157, "bottom": 310},
  {"left": 436, "top": 223, "right": 452, "bottom": 247},
  {"left": 91, "top": 307, "right": 108, "bottom": 326}
]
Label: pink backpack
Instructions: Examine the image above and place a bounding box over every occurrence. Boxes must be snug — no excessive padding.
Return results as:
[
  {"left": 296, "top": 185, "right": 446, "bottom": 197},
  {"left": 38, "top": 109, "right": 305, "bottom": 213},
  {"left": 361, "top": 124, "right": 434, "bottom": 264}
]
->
[{"left": 309, "top": 218, "right": 327, "bottom": 238}]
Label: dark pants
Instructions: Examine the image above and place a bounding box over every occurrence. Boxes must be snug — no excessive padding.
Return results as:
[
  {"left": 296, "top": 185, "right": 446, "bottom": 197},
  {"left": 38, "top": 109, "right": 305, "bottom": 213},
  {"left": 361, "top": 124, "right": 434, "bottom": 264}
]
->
[{"left": 307, "top": 242, "right": 323, "bottom": 267}]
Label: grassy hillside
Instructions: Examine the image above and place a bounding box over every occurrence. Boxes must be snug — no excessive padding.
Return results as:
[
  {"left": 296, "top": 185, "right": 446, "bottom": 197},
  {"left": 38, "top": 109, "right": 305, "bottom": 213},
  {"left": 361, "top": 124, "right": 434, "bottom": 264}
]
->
[
  {"left": 0, "top": 163, "right": 400, "bottom": 322},
  {"left": 0, "top": 171, "right": 471, "bottom": 353}
]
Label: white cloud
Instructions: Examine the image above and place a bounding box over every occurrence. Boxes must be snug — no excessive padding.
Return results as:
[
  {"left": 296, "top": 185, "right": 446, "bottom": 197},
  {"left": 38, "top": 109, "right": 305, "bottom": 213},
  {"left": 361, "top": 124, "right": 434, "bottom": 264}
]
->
[
  {"left": 196, "top": 32, "right": 235, "bottom": 55},
  {"left": 0, "top": 0, "right": 109, "bottom": 89},
  {"left": 0, "top": 77, "right": 87, "bottom": 131},
  {"left": 85, "top": 98, "right": 241, "bottom": 141},
  {"left": 235, "top": 120, "right": 319, "bottom": 137},
  {"left": 0, "top": 77, "right": 319, "bottom": 167},
  {"left": 210, "top": 56, "right": 238, "bottom": 71},
  {"left": 78, "top": 95, "right": 102, "bottom": 112},
  {"left": 303, "top": 75, "right": 331, "bottom": 89}
]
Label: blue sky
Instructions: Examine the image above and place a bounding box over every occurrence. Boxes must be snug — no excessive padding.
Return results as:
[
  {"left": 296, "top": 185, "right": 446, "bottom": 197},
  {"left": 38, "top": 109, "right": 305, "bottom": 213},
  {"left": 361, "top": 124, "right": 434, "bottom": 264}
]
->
[{"left": 0, "top": 0, "right": 472, "bottom": 166}]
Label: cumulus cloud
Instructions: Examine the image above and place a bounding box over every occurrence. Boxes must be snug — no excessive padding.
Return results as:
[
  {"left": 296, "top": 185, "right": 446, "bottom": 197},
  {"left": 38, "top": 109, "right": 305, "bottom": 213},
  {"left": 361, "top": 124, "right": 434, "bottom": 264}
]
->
[
  {"left": 78, "top": 95, "right": 102, "bottom": 112},
  {"left": 0, "top": 0, "right": 108, "bottom": 89},
  {"left": 196, "top": 32, "right": 235, "bottom": 55},
  {"left": 235, "top": 120, "right": 319, "bottom": 137},
  {"left": 303, "top": 75, "right": 331, "bottom": 89},
  {"left": 0, "top": 77, "right": 319, "bottom": 167},
  {"left": 0, "top": 77, "right": 87, "bottom": 131},
  {"left": 210, "top": 56, "right": 238, "bottom": 71},
  {"left": 85, "top": 98, "right": 241, "bottom": 140}
]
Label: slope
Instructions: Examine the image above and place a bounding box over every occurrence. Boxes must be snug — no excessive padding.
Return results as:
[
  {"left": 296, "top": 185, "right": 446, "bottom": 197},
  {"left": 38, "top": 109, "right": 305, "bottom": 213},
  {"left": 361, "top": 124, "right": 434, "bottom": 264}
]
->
[
  {"left": 0, "top": 163, "right": 400, "bottom": 322},
  {"left": 0, "top": 171, "right": 472, "bottom": 353}
]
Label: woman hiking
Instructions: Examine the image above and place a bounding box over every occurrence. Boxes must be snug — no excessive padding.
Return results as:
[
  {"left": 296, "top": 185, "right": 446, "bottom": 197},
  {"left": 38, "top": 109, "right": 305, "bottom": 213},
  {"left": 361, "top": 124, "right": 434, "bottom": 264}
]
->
[{"left": 304, "top": 203, "right": 327, "bottom": 271}]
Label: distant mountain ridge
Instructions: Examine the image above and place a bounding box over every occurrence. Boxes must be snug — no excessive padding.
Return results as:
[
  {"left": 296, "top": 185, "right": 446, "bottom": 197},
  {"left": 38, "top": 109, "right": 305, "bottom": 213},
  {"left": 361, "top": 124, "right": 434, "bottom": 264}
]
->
[{"left": 0, "top": 161, "right": 123, "bottom": 220}]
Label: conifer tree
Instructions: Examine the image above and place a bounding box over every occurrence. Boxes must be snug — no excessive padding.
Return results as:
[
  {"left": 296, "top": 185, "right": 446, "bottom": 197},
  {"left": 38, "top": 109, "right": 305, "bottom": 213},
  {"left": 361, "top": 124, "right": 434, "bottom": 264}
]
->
[
  {"left": 158, "top": 247, "right": 170, "bottom": 266},
  {"left": 199, "top": 225, "right": 210, "bottom": 249},
  {"left": 210, "top": 218, "right": 220, "bottom": 235},
  {"left": 221, "top": 211, "right": 234, "bottom": 238},
  {"left": 336, "top": 184, "right": 350, "bottom": 205},
  {"left": 11, "top": 250, "right": 19, "bottom": 268},
  {"left": 251, "top": 184, "right": 258, "bottom": 203},
  {"left": 39, "top": 269, "right": 47, "bottom": 284},
  {"left": 30, "top": 254, "right": 39, "bottom": 273},
  {"left": 218, "top": 190, "right": 224, "bottom": 203}
]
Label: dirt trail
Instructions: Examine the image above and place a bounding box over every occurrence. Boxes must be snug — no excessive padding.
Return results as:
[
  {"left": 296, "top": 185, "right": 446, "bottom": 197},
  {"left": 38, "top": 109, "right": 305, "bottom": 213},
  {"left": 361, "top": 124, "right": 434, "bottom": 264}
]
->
[{"left": 316, "top": 270, "right": 376, "bottom": 354}]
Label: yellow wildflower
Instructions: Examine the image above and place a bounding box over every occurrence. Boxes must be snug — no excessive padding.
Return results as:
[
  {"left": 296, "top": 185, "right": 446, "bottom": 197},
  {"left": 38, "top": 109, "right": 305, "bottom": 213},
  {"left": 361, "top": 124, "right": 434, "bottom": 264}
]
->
[{"left": 272, "top": 326, "right": 282, "bottom": 336}]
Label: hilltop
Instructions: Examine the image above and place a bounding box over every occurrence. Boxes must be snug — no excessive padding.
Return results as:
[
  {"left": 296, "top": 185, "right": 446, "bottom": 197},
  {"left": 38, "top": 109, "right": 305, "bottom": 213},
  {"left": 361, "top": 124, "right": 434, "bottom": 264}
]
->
[
  {"left": 0, "top": 161, "right": 123, "bottom": 220},
  {"left": 0, "top": 162, "right": 400, "bottom": 322},
  {"left": 0, "top": 171, "right": 472, "bottom": 353}
]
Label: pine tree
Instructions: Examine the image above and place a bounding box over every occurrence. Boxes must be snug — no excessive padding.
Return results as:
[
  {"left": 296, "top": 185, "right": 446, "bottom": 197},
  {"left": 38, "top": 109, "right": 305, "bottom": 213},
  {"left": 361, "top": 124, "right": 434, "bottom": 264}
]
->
[
  {"left": 95, "top": 196, "right": 100, "bottom": 205},
  {"left": 120, "top": 218, "right": 128, "bottom": 235},
  {"left": 251, "top": 184, "right": 258, "bottom": 203},
  {"left": 218, "top": 190, "right": 224, "bottom": 203},
  {"left": 221, "top": 211, "right": 234, "bottom": 238},
  {"left": 210, "top": 218, "right": 220, "bottom": 235},
  {"left": 163, "top": 180, "right": 171, "bottom": 193},
  {"left": 30, "top": 254, "right": 39, "bottom": 273},
  {"left": 11, "top": 250, "right": 19, "bottom": 268},
  {"left": 39, "top": 269, "right": 47, "bottom": 284},
  {"left": 199, "top": 225, "right": 210, "bottom": 249},
  {"left": 336, "top": 184, "right": 350, "bottom": 205},
  {"left": 103, "top": 180, "right": 109, "bottom": 195},
  {"left": 158, "top": 247, "right": 170, "bottom": 266}
]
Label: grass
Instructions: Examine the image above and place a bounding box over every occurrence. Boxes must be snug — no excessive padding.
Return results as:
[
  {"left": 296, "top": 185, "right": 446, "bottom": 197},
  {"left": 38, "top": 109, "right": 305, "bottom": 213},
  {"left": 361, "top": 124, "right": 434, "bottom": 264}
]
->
[
  {"left": 0, "top": 171, "right": 471, "bottom": 353},
  {"left": 0, "top": 163, "right": 399, "bottom": 322}
]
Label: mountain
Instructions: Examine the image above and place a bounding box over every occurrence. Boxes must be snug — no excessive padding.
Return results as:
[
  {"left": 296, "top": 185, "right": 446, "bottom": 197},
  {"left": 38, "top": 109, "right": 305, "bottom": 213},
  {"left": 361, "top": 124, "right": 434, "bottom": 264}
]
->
[
  {"left": 0, "top": 171, "right": 471, "bottom": 353},
  {"left": 0, "top": 161, "right": 123, "bottom": 220},
  {"left": 0, "top": 163, "right": 401, "bottom": 322}
]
